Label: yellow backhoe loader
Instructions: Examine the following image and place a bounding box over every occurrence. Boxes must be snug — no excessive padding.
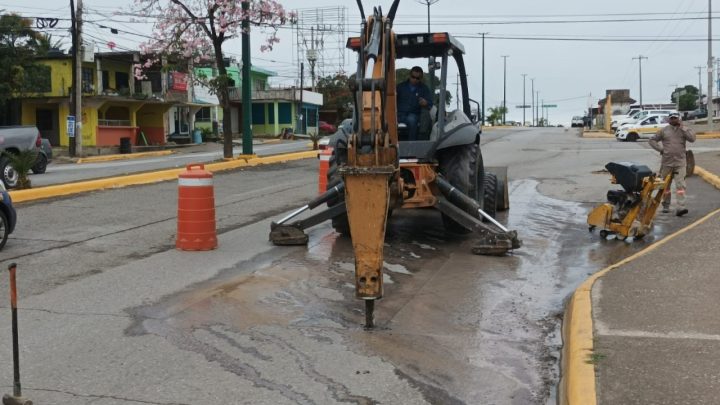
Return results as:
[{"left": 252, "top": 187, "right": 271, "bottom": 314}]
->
[{"left": 270, "top": 0, "right": 521, "bottom": 327}]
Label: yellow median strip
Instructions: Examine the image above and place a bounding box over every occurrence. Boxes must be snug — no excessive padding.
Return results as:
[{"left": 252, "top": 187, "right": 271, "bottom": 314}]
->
[
  {"left": 10, "top": 150, "right": 318, "bottom": 203},
  {"left": 561, "top": 188, "right": 720, "bottom": 404},
  {"left": 76, "top": 150, "right": 174, "bottom": 163}
]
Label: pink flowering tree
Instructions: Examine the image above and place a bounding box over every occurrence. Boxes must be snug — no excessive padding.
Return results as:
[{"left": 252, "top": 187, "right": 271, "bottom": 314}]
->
[{"left": 131, "top": 0, "right": 293, "bottom": 157}]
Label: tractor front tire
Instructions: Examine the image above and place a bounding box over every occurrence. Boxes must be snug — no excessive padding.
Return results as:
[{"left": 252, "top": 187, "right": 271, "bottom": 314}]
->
[{"left": 327, "top": 134, "right": 350, "bottom": 235}]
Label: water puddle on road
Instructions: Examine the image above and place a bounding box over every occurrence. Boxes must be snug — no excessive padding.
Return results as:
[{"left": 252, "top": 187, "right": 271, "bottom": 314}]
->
[{"left": 126, "top": 179, "right": 665, "bottom": 404}]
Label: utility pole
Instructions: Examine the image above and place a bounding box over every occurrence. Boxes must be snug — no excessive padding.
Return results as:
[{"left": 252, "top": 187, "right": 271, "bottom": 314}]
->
[
  {"left": 417, "top": 0, "right": 440, "bottom": 93},
  {"left": 536, "top": 90, "right": 540, "bottom": 126},
  {"left": 481, "top": 32, "right": 487, "bottom": 126},
  {"left": 74, "top": 0, "right": 83, "bottom": 157},
  {"left": 501, "top": 55, "right": 509, "bottom": 125},
  {"left": 456, "top": 73, "right": 462, "bottom": 110},
  {"left": 241, "top": 0, "right": 253, "bottom": 155},
  {"left": 521, "top": 73, "right": 527, "bottom": 126},
  {"left": 69, "top": 0, "right": 77, "bottom": 157},
  {"left": 530, "top": 78, "right": 535, "bottom": 126},
  {"left": 707, "top": 0, "right": 715, "bottom": 131},
  {"left": 632, "top": 55, "right": 648, "bottom": 109},
  {"left": 308, "top": 27, "right": 317, "bottom": 92},
  {"left": 298, "top": 62, "right": 304, "bottom": 134},
  {"left": 695, "top": 65, "right": 704, "bottom": 108}
]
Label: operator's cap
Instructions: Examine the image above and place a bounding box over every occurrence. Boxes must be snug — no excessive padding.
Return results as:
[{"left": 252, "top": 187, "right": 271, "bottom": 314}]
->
[{"left": 669, "top": 112, "right": 680, "bottom": 118}]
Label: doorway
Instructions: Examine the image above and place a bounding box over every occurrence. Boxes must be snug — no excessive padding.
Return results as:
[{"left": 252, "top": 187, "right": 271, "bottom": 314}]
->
[{"left": 36, "top": 108, "right": 59, "bottom": 145}]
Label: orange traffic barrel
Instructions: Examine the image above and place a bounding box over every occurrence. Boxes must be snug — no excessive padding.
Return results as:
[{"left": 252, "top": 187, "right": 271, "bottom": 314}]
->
[
  {"left": 318, "top": 148, "right": 332, "bottom": 195},
  {"left": 176, "top": 164, "right": 218, "bottom": 250}
]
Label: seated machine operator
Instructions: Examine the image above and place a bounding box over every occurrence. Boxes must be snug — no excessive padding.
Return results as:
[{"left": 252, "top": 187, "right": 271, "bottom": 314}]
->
[{"left": 397, "top": 66, "right": 433, "bottom": 141}]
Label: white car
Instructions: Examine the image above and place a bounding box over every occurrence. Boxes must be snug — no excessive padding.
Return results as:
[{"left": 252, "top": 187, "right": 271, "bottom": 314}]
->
[
  {"left": 571, "top": 116, "right": 584, "bottom": 127},
  {"left": 610, "top": 109, "right": 641, "bottom": 130},
  {"left": 615, "top": 109, "right": 676, "bottom": 130},
  {"left": 616, "top": 115, "right": 669, "bottom": 142}
]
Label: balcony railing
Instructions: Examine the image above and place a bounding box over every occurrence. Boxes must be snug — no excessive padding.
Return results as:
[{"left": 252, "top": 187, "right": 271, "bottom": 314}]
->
[{"left": 98, "top": 119, "right": 132, "bottom": 127}]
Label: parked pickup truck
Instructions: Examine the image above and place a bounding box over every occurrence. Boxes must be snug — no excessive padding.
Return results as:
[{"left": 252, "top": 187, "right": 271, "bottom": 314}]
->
[{"left": 0, "top": 126, "right": 43, "bottom": 188}]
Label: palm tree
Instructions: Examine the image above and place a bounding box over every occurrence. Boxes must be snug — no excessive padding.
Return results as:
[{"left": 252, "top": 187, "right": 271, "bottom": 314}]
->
[
  {"left": 6, "top": 149, "right": 38, "bottom": 189},
  {"left": 487, "top": 106, "right": 508, "bottom": 126}
]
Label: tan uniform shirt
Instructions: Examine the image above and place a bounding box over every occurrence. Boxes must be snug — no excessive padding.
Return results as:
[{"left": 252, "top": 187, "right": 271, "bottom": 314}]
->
[{"left": 649, "top": 124, "right": 696, "bottom": 167}]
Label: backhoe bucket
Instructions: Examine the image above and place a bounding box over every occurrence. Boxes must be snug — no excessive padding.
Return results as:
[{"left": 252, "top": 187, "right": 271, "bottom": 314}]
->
[{"left": 343, "top": 168, "right": 393, "bottom": 300}]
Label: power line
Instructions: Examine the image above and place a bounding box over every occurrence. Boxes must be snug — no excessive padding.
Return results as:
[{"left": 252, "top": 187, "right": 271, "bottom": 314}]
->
[{"left": 456, "top": 34, "right": 720, "bottom": 42}]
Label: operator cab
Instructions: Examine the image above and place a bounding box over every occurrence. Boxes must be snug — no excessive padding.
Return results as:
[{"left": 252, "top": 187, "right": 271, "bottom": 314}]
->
[{"left": 347, "top": 32, "right": 481, "bottom": 160}]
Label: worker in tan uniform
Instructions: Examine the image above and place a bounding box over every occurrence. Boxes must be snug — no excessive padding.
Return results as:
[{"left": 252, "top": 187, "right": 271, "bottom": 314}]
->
[{"left": 649, "top": 112, "right": 696, "bottom": 216}]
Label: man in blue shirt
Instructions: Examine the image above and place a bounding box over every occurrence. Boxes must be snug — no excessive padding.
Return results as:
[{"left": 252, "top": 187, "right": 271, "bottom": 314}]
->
[{"left": 397, "top": 66, "right": 433, "bottom": 141}]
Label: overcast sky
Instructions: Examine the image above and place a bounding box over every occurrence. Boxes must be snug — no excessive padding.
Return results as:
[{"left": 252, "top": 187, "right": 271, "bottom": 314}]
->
[{"left": 3, "top": 0, "right": 717, "bottom": 125}]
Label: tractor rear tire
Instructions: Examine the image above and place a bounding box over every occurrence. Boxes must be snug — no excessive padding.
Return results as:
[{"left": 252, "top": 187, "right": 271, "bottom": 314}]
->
[
  {"left": 439, "top": 144, "right": 478, "bottom": 234},
  {"left": 327, "top": 134, "right": 350, "bottom": 235},
  {"left": 482, "top": 173, "right": 498, "bottom": 221}
]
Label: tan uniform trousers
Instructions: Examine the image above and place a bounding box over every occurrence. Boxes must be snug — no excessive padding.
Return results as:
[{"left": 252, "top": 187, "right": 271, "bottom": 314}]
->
[{"left": 659, "top": 165, "right": 687, "bottom": 209}]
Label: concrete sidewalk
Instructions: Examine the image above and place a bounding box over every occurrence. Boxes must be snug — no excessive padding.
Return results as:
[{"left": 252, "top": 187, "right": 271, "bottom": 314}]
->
[{"left": 561, "top": 151, "right": 720, "bottom": 405}]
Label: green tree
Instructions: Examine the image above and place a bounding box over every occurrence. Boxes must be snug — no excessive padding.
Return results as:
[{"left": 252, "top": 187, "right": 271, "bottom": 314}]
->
[
  {"left": 671, "top": 85, "right": 700, "bottom": 111},
  {"left": 0, "top": 14, "right": 50, "bottom": 107},
  {"left": 486, "top": 105, "right": 507, "bottom": 126},
  {"left": 316, "top": 73, "right": 353, "bottom": 122}
]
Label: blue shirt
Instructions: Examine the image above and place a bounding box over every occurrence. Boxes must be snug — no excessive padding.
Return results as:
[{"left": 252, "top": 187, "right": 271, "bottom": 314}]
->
[{"left": 396, "top": 79, "right": 433, "bottom": 115}]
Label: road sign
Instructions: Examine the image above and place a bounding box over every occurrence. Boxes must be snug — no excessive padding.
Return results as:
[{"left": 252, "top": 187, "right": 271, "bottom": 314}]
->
[
  {"left": 542, "top": 104, "right": 558, "bottom": 108},
  {"left": 67, "top": 116, "right": 76, "bottom": 137},
  {"left": 515, "top": 105, "right": 531, "bottom": 108}
]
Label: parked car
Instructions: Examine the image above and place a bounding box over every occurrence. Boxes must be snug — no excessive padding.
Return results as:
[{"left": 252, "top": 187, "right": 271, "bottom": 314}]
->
[
  {"left": 686, "top": 108, "right": 707, "bottom": 120},
  {"left": 571, "top": 116, "right": 584, "bottom": 127},
  {"left": 616, "top": 115, "right": 669, "bottom": 142},
  {"left": 0, "top": 181, "right": 17, "bottom": 250},
  {"left": 0, "top": 126, "right": 43, "bottom": 188},
  {"left": 318, "top": 121, "right": 336, "bottom": 134},
  {"left": 614, "top": 109, "right": 676, "bottom": 130},
  {"left": 32, "top": 138, "right": 52, "bottom": 174},
  {"left": 319, "top": 119, "right": 353, "bottom": 150}
]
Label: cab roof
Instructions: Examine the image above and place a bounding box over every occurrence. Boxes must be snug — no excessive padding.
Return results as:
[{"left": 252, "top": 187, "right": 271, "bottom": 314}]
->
[{"left": 347, "top": 32, "right": 466, "bottom": 58}]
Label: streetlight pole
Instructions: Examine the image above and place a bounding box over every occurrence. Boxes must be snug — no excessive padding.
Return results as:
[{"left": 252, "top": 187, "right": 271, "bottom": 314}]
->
[
  {"left": 417, "top": 0, "right": 440, "bottom": 93},
  {"left": 480, "top": 32, "right": 487, "bottom": 126},
  {"left": 501, "top": 55, "right": 509, "bottom": 125},
  {"left": 707, "top": 0, "right": 714, "bottom": 131},
  {"left": 530, "top": 78, "right": 535, "bottom": 126},
  {"left": 632, "top": 55, "right": 648, "bottom": 109},
  {"left": 695, "top": 65, "right": 704, "bottom": 108},
  {"left": 521, "top": 73, "right": 527, "bottom": 126}
]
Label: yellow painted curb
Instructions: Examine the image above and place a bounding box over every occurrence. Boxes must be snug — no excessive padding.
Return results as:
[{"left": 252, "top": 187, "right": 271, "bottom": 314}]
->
[
  {"left": 581, "top": 132, "right": 614, "bottom": 138},
  {"left": 695, "top": 165, "right": 720, "bottom": 189},
  {"left": 10, "top": 150, "right": 317, "bottom": 203},
  {"left": 696, "top": 134, "right": 720, "bottom": 139},
  {"left": 76, "top": 150, "right": 174, "bottom": 163},
  {"left": 560, "top": 206, "right": 720, "bottom": 405}
]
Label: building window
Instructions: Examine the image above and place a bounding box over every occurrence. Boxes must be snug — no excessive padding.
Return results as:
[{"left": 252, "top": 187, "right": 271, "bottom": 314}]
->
[
  {"left": 195, "top": 107, "right": 212, "bottom": 122},
  {"left": 82, "top": 67, "right": 94, "bottom": 93},
  {"left": 252, "top": 103, "right": 265, "bottom": 124},
  {"left": 253, "top": 78, "right": 265, "bottom": 91},
  {"left": 102, "top": 71, "right": 109, "bottom": 91},
  {"left": 278, "top": 103, "right": 292, "bottom": 124},
  {"left": 115, "top": 71, "right": 130, "bottom": 90},
  {"left": 306, "top": 107, "right": 318, "bottom": 126}
]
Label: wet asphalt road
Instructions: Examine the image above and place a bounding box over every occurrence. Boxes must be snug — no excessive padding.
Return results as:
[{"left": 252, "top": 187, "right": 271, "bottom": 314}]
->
[{"left": 2, "top": 127, "right": 720, "bottom": 404}]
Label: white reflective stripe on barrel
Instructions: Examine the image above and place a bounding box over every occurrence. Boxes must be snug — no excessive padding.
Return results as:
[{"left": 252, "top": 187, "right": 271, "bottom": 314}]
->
[
  {"left": 178, "top": 177, "right": 213, "bottom": 187},
  {"left": 319, "top": 154, "right": 331, "bottom": 161}
]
